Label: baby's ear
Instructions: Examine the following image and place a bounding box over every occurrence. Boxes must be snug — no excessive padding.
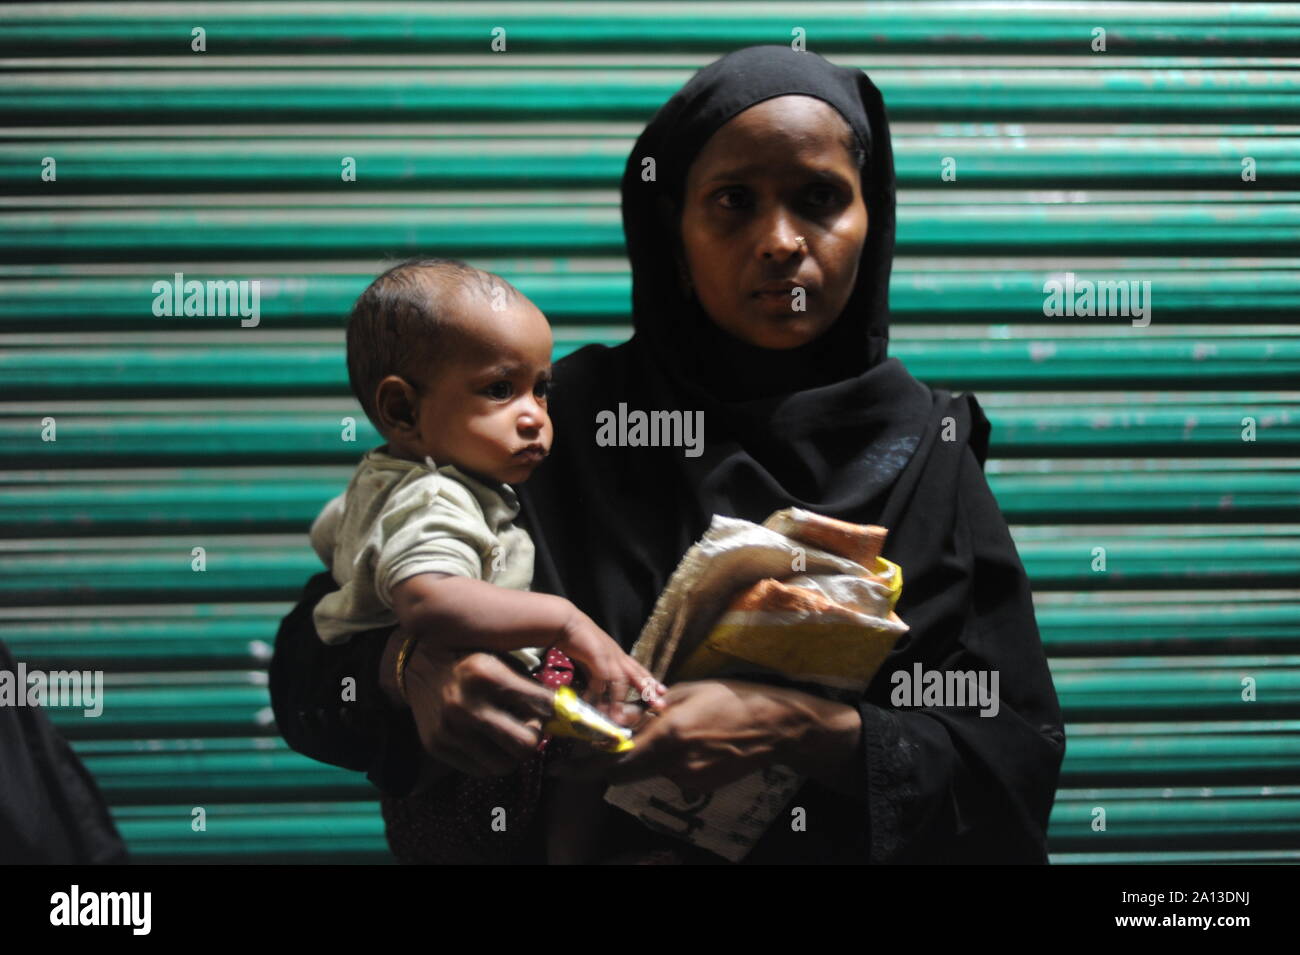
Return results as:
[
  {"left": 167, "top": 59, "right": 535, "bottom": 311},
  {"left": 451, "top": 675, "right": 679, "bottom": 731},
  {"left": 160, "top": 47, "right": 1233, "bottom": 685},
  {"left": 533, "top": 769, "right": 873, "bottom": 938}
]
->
[{"left": 373, "top": 374, "right": 421, "bottom": 432}]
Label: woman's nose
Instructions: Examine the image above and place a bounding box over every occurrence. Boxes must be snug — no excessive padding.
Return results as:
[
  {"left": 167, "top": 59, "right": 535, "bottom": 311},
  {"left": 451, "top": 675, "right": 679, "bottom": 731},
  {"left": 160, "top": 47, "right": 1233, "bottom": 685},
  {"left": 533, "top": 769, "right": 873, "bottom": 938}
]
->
[{"left": 759, "top": 211, "right": 805, "bottom": 261}]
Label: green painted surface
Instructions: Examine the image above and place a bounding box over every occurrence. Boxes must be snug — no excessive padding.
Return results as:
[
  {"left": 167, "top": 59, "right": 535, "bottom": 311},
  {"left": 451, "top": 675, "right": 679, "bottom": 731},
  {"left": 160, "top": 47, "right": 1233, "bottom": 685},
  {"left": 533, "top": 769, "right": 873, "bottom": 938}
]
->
[{"left": 2, "top": 3, "right": 1297, "bottom": 864}]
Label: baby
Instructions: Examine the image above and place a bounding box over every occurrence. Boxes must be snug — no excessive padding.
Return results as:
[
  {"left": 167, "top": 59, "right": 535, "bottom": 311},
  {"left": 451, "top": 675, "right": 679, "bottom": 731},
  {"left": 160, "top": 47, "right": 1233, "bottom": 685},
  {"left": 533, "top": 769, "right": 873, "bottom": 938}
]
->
[{"left": 309, "top": 257, "right": 662, "bottom": 718}]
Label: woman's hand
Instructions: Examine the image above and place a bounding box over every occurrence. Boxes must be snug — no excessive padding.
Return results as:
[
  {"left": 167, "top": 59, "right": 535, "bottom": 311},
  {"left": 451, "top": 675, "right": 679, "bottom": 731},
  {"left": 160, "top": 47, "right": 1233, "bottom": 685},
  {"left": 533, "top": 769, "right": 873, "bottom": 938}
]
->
[
  {"left": 382, "top": 630, "right": 557, "bottom": 779},
  {"left": 549, "top": 679, "right": 865, "bottom": 796}
]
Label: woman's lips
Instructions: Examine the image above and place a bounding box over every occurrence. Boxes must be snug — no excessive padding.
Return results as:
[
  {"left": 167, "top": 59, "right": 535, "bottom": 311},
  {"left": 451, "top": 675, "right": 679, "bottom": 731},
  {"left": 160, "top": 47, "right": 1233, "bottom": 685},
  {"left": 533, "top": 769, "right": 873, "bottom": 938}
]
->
[
  {"left": 752, "top": 281, "right": 814, "bottom": 304},
  {"left": 751, "top": 284, "right": 812, "bottom": 313},
  {"left": 753, "top": 283, "right": 799, "bottom": 298}
]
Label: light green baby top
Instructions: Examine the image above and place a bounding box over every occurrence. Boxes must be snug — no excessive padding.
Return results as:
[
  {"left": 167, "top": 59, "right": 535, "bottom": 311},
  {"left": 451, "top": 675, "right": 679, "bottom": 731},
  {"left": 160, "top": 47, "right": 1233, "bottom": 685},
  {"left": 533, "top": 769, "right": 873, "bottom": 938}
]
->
[{"left": 309, "top": 446, "right": 543, "bottom": 672}]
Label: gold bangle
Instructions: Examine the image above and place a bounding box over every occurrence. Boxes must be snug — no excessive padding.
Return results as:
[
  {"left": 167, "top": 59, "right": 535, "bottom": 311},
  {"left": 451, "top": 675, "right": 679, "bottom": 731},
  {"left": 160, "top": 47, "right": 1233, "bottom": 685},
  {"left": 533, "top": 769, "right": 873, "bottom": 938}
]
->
[{"left": 395, "top": 634, "right": 420, "bottom": 705}]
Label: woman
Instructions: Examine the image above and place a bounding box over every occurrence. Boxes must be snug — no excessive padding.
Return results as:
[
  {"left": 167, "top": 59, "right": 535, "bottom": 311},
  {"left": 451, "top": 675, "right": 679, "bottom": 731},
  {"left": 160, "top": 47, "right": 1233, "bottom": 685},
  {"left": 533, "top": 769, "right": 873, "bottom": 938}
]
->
[{"left": 270, "top": 45, "right": 1065, "bottom": 864}]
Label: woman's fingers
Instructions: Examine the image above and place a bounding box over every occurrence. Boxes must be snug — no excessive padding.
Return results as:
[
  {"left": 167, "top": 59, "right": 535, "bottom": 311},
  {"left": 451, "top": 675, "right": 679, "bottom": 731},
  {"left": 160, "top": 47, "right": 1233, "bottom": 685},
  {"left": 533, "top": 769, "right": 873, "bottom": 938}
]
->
[
  {"left": 549, "top": 716, "right": 673, "bottom": 783},
  {"left": 607, "top": 676, "right": 631, "bottom": 719},
  {"left": 596, "top": 725, "right": 675, "bottom": 785},
  {"left": 547, "top": 681, "right": 769, "bottom": 790},
  {"left": 436, "top": 701, "right": 540, "bottom": 776},
  {"left": 459, "top": 652, "right": 555, "bottom": 722},
  {"left": 471, "top": 705, "right": 545, "bottom": 761},
  {"left": 584, "top": 675, "right": 611, "bottom": 714},
  {"left": 405, "top": 649, "right": 556, "bottom": 776},
  {"left": 452, "top": 655, "right": 554, "bottom": 769},
  {"left": 626, "top": 661, "right": 667, "bottom": 705}
]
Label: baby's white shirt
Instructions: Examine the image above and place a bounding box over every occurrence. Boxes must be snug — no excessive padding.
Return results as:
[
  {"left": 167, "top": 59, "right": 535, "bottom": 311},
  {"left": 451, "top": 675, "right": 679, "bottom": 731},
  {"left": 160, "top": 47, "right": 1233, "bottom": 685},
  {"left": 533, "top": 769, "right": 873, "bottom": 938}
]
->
[{"left": 309, "top": 446, "right": 542, "bottom": 672}]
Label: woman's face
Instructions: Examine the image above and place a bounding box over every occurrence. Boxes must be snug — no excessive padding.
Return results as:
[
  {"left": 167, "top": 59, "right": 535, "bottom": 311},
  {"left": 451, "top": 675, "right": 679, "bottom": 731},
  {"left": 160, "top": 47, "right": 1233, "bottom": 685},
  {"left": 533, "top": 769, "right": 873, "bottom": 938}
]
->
[{"left": 677, "top": 95, "right": 868, "bottom": 350}]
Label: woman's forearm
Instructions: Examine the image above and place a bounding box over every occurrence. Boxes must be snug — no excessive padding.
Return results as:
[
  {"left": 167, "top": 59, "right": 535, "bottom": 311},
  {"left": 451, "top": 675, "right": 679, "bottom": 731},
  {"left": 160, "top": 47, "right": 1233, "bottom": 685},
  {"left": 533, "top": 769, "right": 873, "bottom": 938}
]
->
[{"left": 777, "top": 691, "right": 867, "bottom": 800}]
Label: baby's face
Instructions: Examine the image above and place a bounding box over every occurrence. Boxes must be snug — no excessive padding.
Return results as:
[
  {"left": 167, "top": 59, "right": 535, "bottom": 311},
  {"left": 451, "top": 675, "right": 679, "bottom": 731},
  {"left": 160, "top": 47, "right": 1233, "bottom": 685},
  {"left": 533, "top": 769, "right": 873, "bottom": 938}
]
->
[{"left": 413, "top": 294, "right": 554, "bottom": 485}]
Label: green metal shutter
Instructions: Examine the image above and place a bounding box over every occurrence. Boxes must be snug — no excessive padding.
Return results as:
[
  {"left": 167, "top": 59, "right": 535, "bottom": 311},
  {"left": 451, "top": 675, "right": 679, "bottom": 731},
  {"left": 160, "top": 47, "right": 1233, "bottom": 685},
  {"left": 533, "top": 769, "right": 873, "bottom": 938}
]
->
[{"left": 2, "top": 2, "right": 1297, "bottom": 863}]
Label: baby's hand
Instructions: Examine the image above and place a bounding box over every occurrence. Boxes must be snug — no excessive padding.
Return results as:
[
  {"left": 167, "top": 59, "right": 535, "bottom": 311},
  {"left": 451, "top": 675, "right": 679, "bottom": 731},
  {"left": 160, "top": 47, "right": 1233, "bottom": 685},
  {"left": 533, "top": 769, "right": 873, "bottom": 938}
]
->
[{"left": 554, "top": 607, "right": 667, "bottom": 724}]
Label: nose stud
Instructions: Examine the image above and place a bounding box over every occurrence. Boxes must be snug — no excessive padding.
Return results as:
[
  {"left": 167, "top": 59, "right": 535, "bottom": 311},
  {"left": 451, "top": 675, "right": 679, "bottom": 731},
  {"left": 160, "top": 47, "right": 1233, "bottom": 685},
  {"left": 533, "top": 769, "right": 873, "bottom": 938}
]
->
[{"left": 763, "top": 235, "right": 808, "bottom": 258}]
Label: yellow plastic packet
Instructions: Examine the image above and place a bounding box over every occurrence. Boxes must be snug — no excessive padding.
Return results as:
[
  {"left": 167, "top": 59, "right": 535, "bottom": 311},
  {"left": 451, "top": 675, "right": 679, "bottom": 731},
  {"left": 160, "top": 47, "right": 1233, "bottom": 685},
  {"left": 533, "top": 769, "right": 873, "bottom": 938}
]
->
[{"left": 543, "top": 685, "right": 635, "bottom": 753}]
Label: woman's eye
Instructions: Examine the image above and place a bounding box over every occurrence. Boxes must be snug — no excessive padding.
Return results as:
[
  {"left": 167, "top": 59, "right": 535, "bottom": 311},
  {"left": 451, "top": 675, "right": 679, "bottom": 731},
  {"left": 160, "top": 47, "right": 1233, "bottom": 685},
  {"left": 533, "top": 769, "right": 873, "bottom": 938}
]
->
[
  {"left": 716, "top": 188, "right": 749, "bottom": 210},
  {"left": 806, "top": 185, "right": 841, "bottom": 208},
  {"left": 484, "top": 381, "right": 513, "bottom": 400}
]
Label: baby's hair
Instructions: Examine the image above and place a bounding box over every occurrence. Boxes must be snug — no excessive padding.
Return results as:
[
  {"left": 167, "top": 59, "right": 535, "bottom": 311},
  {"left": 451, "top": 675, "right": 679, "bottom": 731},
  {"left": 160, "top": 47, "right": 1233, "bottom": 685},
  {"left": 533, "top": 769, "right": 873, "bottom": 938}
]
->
[{"left": 346, "top": 257, "right": 524, "bottom": 432}]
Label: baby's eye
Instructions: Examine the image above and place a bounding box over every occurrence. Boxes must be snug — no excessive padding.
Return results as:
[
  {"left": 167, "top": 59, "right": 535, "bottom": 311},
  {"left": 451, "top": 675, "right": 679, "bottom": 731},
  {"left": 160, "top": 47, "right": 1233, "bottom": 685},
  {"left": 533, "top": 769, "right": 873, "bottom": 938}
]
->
[
  {"left": 534, "top": 379, "right": 551, "bottom": 400},
  {"left": 484, "top": 381, "right": 513, "bottom": 400}
]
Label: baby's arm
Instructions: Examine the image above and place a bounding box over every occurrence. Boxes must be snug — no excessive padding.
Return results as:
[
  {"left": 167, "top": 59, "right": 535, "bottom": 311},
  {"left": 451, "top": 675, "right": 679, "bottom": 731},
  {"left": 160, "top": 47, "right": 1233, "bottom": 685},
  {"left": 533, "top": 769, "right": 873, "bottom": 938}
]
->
[
  {"left": 393, "top": 571, "right": 578, "bottom": 655},
  {"left": 390, "top": 573, "right": 664, "bottom": 711}
]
